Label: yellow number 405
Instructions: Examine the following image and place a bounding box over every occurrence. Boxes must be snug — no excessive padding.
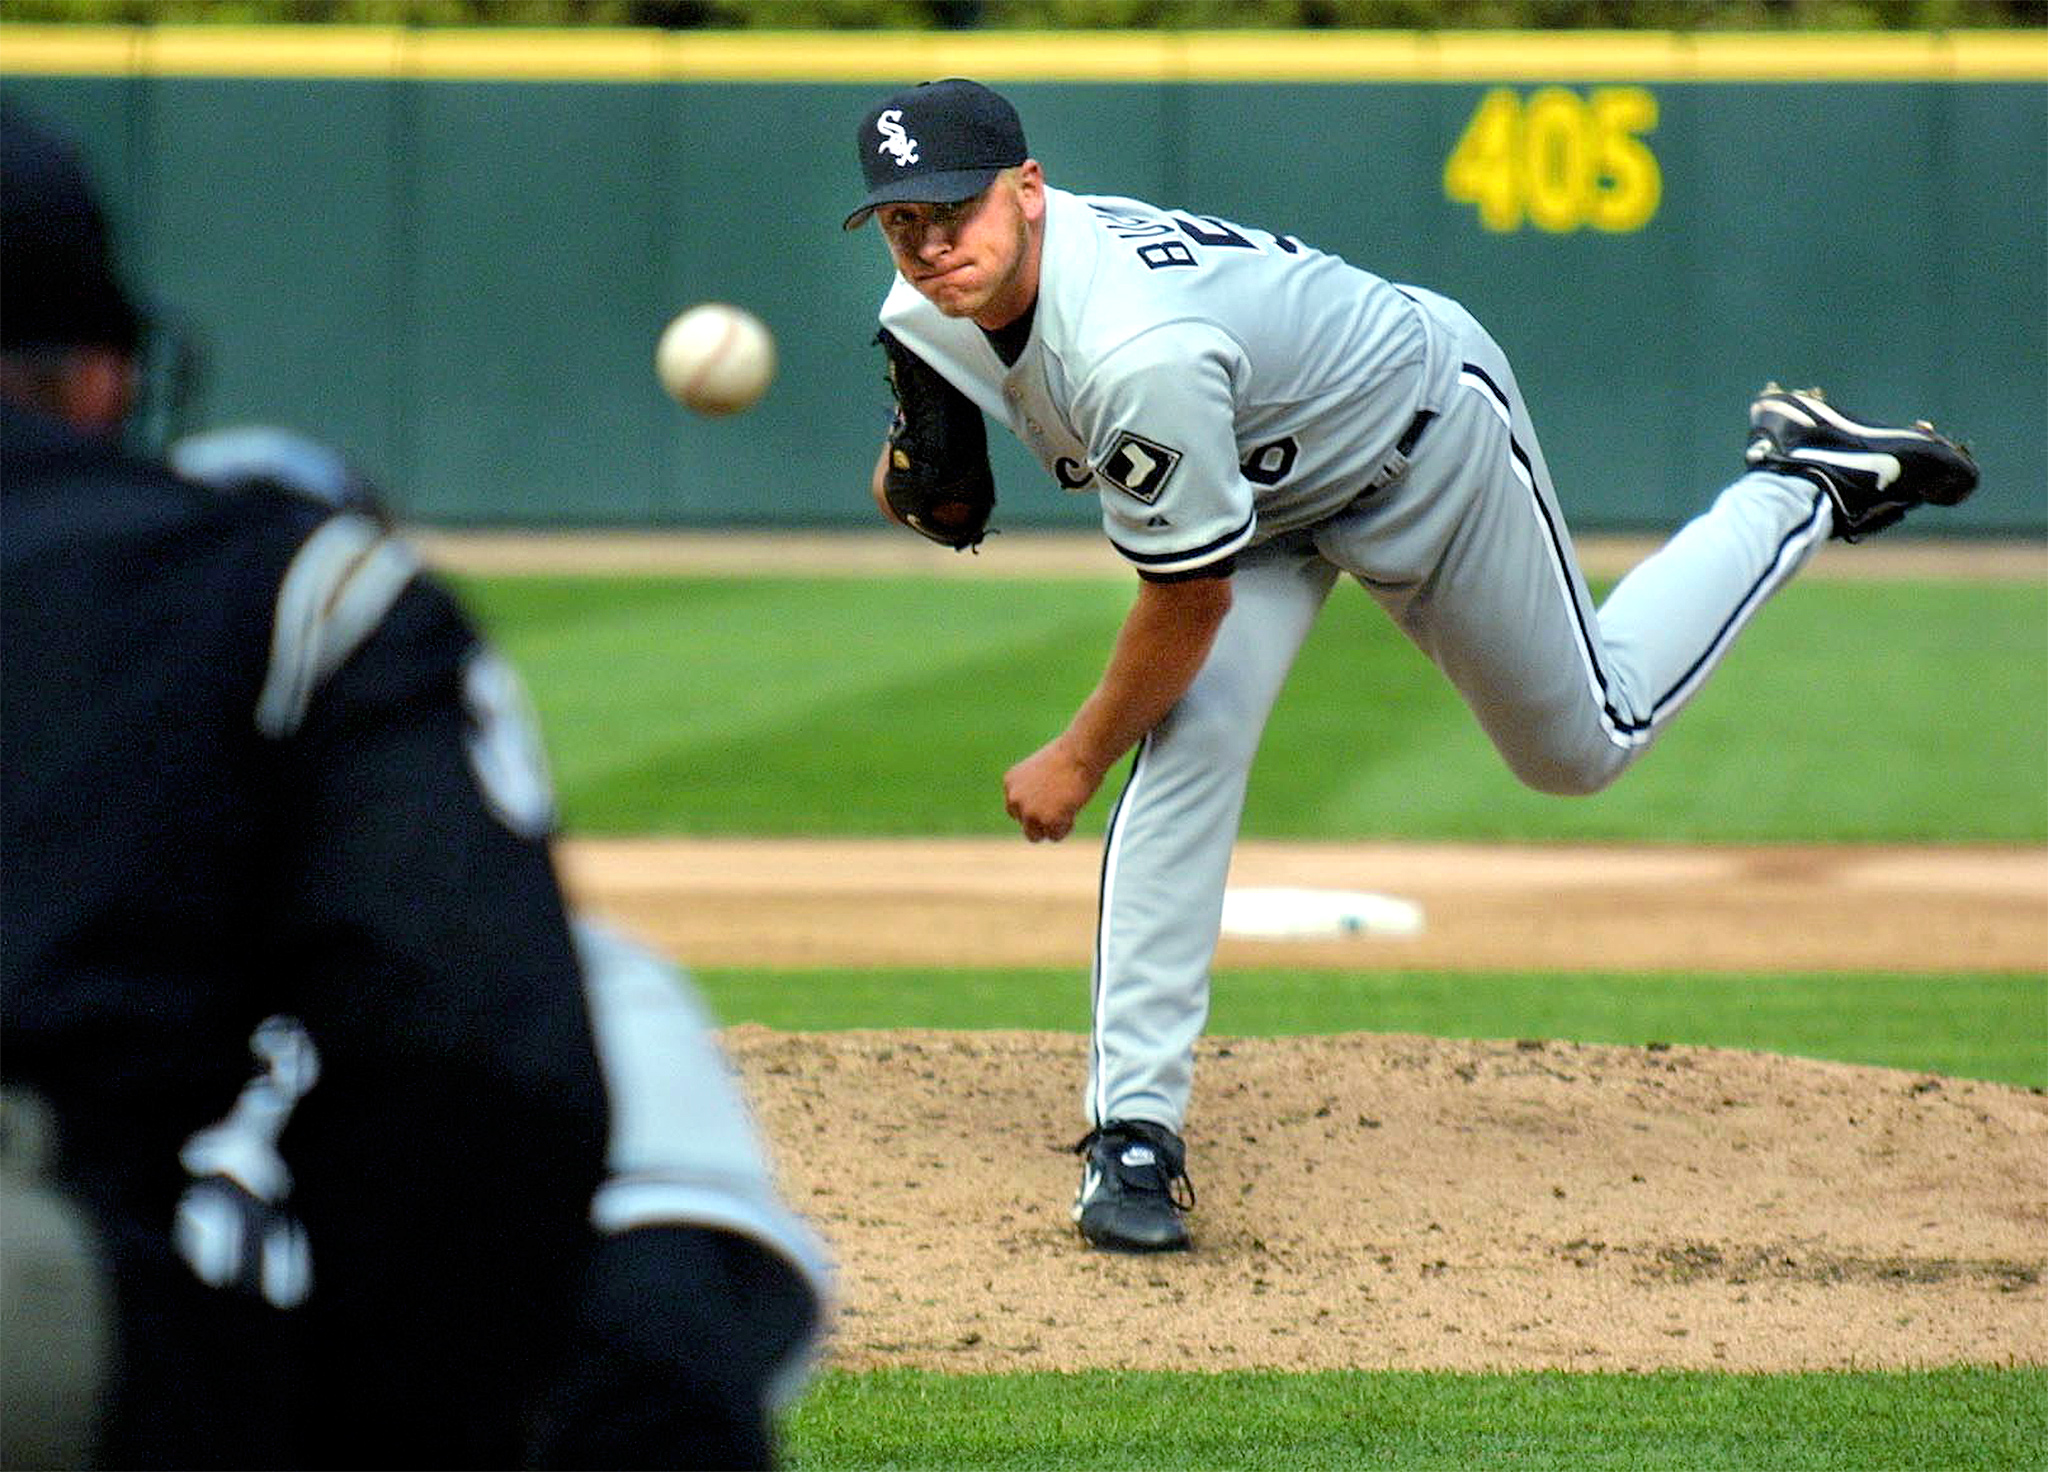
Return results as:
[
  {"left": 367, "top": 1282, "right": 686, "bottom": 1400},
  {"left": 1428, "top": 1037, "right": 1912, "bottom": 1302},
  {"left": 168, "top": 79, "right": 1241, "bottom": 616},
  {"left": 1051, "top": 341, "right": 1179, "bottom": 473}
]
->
[{"left": 1444, "top": 86, "right": 1661, "bottom": 234}]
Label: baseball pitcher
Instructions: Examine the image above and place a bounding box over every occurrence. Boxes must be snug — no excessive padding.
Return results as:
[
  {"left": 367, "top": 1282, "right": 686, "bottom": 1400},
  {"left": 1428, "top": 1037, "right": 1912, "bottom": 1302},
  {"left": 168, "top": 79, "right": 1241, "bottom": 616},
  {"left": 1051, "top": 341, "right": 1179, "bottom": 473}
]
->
[{"left": 845, "top": 78, "right": 1977, "bottom": 1253}]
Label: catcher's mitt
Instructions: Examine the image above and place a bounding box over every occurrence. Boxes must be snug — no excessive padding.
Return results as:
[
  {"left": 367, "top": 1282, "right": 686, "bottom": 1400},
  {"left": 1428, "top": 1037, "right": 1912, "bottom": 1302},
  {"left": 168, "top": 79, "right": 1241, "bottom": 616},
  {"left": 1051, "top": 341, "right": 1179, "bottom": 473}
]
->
[{"left": 876, "top": 328, "right": 996, "bottom": 551}]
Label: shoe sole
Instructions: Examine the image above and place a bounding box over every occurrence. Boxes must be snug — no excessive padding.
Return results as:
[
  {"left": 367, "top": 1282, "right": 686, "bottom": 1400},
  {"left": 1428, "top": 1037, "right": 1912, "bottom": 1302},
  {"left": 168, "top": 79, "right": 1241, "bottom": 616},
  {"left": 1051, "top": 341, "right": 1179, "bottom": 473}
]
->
[
  {"left": 1074, "top": 1200, "right": 1190, "bottom": 1252},
  {"left": 1077, "top": 1222, "right": 1191, "bottom": 1252}
]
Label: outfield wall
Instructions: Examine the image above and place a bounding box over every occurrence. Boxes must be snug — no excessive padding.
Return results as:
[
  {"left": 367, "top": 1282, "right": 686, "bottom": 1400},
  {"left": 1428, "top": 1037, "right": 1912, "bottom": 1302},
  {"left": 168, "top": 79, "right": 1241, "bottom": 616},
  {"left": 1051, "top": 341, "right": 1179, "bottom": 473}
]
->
[{"left": 4, "top": 26, "right": 2043, "bottom": 533}]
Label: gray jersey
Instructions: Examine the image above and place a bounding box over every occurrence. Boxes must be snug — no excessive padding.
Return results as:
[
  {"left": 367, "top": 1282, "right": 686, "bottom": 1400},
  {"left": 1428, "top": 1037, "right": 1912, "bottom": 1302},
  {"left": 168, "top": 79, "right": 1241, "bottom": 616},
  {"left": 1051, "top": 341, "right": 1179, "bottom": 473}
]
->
[
  {"left": 875, "top": 177, "right": 1837, "bottom": 1154},
  {"left": 879, "top": 186, "right": 1455, "bottom": 574}
]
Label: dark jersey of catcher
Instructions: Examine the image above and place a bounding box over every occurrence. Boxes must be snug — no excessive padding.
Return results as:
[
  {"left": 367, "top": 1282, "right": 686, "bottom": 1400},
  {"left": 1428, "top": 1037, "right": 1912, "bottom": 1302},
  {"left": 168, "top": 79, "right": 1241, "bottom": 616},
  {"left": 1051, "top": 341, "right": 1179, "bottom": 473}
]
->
[{"left": 1, "top": 400, "right": 819, "bottom": 1467}]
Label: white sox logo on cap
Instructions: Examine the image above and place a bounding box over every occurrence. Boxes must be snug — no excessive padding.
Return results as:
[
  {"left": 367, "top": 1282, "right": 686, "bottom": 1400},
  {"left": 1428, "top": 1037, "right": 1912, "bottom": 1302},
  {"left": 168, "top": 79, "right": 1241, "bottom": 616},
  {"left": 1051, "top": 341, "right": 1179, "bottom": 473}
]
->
[
  {"left": 876, "top": 109, "right": 919, "bottom": 167},
  {"left": 843, "top": 79, "right": 1028, "bottom": 231}
]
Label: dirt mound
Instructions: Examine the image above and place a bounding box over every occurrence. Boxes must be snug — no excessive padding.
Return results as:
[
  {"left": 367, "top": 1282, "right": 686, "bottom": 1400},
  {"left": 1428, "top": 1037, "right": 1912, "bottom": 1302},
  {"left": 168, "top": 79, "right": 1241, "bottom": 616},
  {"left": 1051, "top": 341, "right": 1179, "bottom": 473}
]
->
[{"left": 731, "top": 1027, "right": 2047, "bottom": 1374}]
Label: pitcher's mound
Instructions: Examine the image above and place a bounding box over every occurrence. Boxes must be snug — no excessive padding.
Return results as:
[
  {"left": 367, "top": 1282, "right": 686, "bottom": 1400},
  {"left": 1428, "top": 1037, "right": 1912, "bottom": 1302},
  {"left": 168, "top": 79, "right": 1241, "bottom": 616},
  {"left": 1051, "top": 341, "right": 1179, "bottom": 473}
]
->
[{"left": 728, "top": 1028, "right": 2047, "bottom": 1374}]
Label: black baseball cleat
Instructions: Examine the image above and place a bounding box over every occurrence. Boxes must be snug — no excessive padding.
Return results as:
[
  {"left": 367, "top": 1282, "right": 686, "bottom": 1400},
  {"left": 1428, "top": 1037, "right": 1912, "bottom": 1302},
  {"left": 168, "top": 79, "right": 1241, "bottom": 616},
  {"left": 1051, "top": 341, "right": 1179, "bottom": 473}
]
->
[
  {"left": 1072, "top": 1119, "right": 1195, "bottom": 1252},
  {"left": 1745, "top": 384, "right": 1978, "bottom": 542}
]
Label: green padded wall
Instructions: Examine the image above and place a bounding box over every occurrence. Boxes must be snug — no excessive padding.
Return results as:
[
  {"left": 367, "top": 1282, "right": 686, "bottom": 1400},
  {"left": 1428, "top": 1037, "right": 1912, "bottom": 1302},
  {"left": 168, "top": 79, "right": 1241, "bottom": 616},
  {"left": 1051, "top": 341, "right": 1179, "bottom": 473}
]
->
[{"left": 5, "top": 28, "right": 2041, "bottom": 533}]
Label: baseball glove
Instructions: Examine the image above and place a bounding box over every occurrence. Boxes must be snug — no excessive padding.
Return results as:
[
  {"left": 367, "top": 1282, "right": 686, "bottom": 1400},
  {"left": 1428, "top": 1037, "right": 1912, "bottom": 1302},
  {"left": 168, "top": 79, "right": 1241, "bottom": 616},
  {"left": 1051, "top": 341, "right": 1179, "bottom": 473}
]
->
[{"left": 876, "top": 328, "right": 996, "bottom": 551}]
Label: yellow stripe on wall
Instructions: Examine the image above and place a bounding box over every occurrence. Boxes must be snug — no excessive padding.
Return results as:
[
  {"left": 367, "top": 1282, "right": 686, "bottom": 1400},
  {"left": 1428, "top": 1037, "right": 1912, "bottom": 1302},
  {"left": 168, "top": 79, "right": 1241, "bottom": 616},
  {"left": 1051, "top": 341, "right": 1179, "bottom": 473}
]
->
[{"left": 1, "top": 24, "right": 2044, "bottom": 83}]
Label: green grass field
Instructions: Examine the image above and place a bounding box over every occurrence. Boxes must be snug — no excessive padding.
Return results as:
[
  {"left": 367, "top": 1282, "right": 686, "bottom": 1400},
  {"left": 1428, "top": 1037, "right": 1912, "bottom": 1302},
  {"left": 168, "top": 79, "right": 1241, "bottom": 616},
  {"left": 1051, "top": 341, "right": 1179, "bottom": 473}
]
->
[
  {"left": 784, "top": 1366, "right": 2047, "bottom": 1471},
  {"left": 455, "top": 572, "right": 2048, "bottom": 842},
  {"left": 461, "top": 570, "right": 2047, "bottom": 1471},
  {"left": 692, "top": 968, "right": 2046, "bottom": 1089}
]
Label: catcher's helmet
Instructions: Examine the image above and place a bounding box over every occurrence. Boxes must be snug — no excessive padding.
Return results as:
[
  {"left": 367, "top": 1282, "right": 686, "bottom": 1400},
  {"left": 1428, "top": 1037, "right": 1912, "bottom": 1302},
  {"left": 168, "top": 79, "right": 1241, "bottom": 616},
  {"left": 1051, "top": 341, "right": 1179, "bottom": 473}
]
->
[
  {"left": 1, "top": 101, "right": 203, "bottom": 450},
  {"left": 0, "top": 101, "right": 144, "bottom": 353}
]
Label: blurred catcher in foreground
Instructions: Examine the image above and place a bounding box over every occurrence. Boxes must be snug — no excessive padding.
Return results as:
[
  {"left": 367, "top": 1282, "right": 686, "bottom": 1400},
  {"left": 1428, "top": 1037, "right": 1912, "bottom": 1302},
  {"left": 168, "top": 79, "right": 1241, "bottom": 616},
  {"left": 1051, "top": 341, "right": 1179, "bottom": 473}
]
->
[{"left": 0, "top": 100, "right": 830, "bottom": 1470}]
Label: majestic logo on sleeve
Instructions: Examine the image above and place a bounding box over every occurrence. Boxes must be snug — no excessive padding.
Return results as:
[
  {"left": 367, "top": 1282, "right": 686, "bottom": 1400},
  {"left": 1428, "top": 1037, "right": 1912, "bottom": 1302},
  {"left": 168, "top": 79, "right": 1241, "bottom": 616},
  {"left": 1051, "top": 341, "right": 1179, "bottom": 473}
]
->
[
  {"left": 1099, "top": 432, "right": 1182, "bottom": 505},
  {"left": 875, "top": 110, "right": 920, "bottom": 167}
]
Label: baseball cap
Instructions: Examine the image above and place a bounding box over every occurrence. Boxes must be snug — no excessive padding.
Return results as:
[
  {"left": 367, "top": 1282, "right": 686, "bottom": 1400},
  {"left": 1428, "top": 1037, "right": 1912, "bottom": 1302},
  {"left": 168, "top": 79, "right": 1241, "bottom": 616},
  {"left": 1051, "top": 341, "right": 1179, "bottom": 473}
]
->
[
  {"left": 842, "top": 78, "right": 1027, "bottom": 232},
  {"left": 0, "top": 101, "right": 144, "bottom": 352}
]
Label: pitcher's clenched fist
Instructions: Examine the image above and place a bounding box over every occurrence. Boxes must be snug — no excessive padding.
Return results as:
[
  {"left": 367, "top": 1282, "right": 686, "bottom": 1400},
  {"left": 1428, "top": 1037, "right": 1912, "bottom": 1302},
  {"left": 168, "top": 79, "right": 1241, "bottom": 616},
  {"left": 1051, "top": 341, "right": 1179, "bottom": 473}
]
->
[{"left": 1003, "top": 739, "right": 1100, "bottom": 843}]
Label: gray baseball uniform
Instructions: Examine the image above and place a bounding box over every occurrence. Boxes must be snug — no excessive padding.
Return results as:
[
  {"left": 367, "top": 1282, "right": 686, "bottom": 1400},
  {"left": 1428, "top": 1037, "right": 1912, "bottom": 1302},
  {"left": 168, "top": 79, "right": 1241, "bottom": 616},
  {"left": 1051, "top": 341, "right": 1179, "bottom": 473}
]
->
[{"left": 878, "top": 185, "right": 1832, "bottom": 1133}]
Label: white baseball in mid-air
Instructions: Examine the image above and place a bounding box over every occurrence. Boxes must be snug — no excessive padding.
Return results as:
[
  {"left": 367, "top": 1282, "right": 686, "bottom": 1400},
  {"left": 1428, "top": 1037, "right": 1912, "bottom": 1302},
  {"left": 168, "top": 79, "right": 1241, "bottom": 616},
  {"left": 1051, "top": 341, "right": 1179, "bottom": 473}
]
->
[{"left": 655, "top": 303, "right": 776, "bottom": 416}]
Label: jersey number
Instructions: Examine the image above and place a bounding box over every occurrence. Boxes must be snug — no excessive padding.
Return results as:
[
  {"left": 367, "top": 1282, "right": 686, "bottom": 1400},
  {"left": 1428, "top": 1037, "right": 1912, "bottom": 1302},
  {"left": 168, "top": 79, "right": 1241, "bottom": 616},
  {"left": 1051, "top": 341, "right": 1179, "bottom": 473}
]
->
[
  {"left": 1241, "top": 436, "right": 1299, "bottom": 486},
  {"left": 1126, "top": 214, "right": 1302, "bottom": 270}
]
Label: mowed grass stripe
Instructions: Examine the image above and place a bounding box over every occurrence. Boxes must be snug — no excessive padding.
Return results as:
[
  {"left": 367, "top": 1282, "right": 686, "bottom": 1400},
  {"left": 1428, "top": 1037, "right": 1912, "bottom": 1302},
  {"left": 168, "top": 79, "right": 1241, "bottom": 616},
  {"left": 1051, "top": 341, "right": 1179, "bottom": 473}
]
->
[
  {"left": 455, "top": 574, "right": 1129, "bottom": 826},
  {"left": 694, "top": 969, "right": 2048, "bottom": 1089},
  {"left": 781, "top": 1366, "right": 2048, "bottom": 1472},
  {"left": 459, "top": 574, "right": 2048, "bottom": 842},
  {"left": 567, "top": 633, "right": 1102, "bottom": 835},
  {"left": 1257, "top": 579, "right": 2048, "bottom": 841}
]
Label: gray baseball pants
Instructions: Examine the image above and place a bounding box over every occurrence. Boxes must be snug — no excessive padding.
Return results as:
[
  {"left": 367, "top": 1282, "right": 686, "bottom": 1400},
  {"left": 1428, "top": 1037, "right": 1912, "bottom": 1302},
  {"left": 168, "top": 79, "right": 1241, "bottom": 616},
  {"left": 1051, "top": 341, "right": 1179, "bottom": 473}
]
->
[{"left": 1087, "top": 294, "right": 1834, "bottom": 1132}]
